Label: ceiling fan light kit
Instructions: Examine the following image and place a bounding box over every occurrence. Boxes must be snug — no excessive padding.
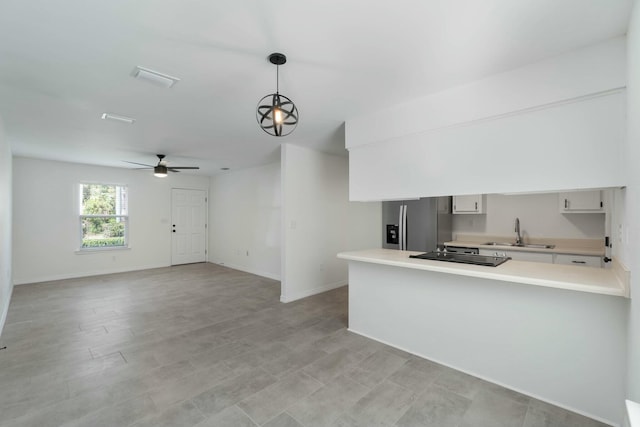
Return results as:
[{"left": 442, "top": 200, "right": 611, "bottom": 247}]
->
[
  {"left": 154, "top": 165, "right": 168, "bottom": 178},
  {"left": 133, "top": 66, "right": 180, "bottom": 88},
  {"left": 256, "top": 53, "right": 299, "bottom": 137}
]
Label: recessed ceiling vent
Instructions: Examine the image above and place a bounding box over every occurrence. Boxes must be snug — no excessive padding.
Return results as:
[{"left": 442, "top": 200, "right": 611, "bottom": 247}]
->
[
  {"left": 133, "top": 66, "right": 180, "bottom": 88},
  {"left": 101, "top": 113, "right": 135, "bottom": 124}
]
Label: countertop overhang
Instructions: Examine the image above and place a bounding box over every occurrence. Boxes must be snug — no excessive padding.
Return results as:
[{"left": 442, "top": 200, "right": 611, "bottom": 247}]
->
[{"left": 338, "top": 248, "right": 629, "bottom": 298}]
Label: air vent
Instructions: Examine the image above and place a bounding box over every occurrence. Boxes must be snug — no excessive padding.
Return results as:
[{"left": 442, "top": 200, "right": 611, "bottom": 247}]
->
[
  {"left": 133, "top": 66, "right": 180, "bottom": 88},
  {"left": 101, "top": 113, "right": 135, "bottom": 124}
]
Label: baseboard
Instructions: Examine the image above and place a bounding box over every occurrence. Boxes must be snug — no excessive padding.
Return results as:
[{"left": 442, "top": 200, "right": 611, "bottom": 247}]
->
[
  {"left": 347, "top": 328, "right": 618, "bottom": 427},
  {"left": 210, "top": 261, "right": 281, "bottom": 281},
  {"left": 0, "top": 283, "right": 14, "bottom": 339},
  {"left": 12, "top": 263, "right": 169, "bottom": 286},
  {"left": 280, "top": 280, "right": 347, "bottom": 303}
]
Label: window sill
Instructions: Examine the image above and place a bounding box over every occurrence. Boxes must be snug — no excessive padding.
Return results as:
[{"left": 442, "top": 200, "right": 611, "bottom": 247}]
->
[{"left": 75, "top": 246, "right": 131, "bottom": 254}]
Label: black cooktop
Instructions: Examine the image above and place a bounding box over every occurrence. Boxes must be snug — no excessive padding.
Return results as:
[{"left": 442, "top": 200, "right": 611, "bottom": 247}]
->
[{"left": 409, "top": 251, "right": 510, "bottom": 267}]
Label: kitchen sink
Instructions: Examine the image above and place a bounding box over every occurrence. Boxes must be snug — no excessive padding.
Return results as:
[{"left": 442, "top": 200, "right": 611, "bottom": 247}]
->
[{"left": 483, "top": 242, "right": 555, "bottom": 249}]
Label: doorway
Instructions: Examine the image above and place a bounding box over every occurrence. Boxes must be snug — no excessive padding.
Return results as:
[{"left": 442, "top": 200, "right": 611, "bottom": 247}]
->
[{"left": 171, "top": 188, "right": 207, "bottom": 265}]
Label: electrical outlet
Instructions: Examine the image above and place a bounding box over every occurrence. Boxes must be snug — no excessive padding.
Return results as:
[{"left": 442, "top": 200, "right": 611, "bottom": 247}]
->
[{"left": 619, "top": 224, "right": 624, "bottom": 243}]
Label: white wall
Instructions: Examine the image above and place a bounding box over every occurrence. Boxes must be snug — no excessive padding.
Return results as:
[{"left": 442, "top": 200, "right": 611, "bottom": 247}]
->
[
  {"left": 12, "top": 157, "right": 209, "bottom": 284},
  {"left": 453, "top": 192, "right": 605, "bottom": 239},
  {"left": 346, "top": 38, "right": 627, "bottom": 201},
  {"left": 624, "top": 0, "right": 640, "bottom": 402},
  {"left": 346, "top": 37, "right": 625, "bottom": 149},
  {"left": 281, "top": 144, "right": 380, "bottom": 302},
  {"left": 209, "top": 162, "right": 281, "bottom": 280},
  {"left": 0, "top": 118, "right": 12, "bottom": 336}
]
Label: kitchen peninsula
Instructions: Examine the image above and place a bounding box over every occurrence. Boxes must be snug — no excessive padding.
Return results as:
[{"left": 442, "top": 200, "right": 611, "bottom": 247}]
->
[{"left": 338, "top": 248, "right": 629, "bottom": 425}]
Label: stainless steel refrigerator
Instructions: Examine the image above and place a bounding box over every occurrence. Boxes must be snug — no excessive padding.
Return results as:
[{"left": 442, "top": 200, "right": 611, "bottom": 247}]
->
[{"left": 382, "top": 197, "right": 452, "bottom": 251}]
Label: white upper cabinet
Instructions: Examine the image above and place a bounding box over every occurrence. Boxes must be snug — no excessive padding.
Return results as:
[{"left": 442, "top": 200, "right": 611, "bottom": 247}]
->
[
  {"left": 453, "top": 195, "right": 486, "bottom": 214},
  {"left": 559, "top": 190, "right": 603, "bottom": 213}
]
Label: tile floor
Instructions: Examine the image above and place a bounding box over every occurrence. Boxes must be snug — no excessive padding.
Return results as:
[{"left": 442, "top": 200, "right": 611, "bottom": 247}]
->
[{"left": 0, "top": 263, "right": 610, "bottom": 426}]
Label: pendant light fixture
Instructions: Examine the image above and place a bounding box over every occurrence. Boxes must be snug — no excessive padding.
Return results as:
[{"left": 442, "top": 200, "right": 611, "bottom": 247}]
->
[{"left": 256, "top": 53, "right": 299, "bottom": 137}]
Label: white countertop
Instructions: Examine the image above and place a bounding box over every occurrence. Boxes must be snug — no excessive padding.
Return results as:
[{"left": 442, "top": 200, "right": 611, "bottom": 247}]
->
[{"left": 337, "top": 248, "right": 628, "bottom": 298}]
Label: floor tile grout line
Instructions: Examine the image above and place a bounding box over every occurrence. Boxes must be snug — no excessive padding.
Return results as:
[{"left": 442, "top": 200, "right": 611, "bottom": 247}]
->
[
  {"left": 234, "top": 403, "right": 261, "bottom": 426},
  {"left": 284, "top": 410, "right": 308, "bottom": 427}
]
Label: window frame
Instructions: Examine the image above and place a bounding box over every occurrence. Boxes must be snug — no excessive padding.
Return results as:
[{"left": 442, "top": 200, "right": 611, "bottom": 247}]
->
[{"left": 78, "top": 182, "right": 130, "bottom": 251}]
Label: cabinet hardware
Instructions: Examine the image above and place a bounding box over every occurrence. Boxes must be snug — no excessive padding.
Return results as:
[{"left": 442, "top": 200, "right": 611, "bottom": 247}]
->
[
  {"left": 604, "top": 257, "right": 612, "bottom": 263},
  {"left": 564, "top": 199, "right": 568, "bottom": 209},
  {"left": 475, "top": 202, "right": 478, "bottom": 210},
  {"left": 571, "top": 260, "right": 586, "bottom": 264}
]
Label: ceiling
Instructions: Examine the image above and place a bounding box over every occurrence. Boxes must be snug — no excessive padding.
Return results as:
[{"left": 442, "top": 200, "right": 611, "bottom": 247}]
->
[{"left": 0, "top": 0, "right": 632, "bottom": 176}]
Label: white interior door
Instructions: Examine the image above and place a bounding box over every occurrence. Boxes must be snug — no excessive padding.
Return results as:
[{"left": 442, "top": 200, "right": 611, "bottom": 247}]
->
[{"left": 171, "top": 188, "right": 207, "bottom": 265}]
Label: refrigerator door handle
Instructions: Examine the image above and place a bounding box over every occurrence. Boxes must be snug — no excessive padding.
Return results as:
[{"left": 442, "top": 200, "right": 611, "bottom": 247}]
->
[
  {"left": 400, "top": 205, "right": 407, "bottom": 251},
  {"left": 398, "top": 205, "right": 404, "bottom": 250}
]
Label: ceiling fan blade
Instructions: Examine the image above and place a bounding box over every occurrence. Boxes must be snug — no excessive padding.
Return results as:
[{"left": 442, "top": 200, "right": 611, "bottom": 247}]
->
[
  {"left": 168, "top": 168, "right": 181, "bottom": 173},
  {"left": 169, "top": 166, "right": 200, "bottom": 170},
  {"left": 123, "top": 160, "right": 155, "bottom": 167}
]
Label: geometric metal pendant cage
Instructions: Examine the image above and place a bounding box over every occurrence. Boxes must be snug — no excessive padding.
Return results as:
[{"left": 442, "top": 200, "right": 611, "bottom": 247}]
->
[
  {"left": 256, "top": 53, "right": 299, "bottom": 137},
  {"left": 256, "top": 92, "right": 299, "bottom": 137}
]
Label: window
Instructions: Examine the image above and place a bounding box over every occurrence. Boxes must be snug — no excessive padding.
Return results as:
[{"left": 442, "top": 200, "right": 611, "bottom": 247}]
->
[{"left": 79, "top": 183, "right": 128, "bottom": 249}]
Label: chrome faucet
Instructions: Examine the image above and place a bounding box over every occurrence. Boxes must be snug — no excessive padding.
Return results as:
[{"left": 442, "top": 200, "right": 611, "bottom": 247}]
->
[{"left": 515, "top": 217, "right": 523, "bottom": 246}]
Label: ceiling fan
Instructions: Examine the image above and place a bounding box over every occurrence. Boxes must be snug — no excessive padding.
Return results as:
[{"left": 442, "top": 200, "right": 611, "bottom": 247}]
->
[{"left": 124, "top": 154, "right": 199, "bottom": 178}]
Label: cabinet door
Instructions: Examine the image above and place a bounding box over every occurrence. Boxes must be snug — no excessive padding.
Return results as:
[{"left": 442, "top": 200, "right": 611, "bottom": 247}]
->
[
  {"left": 559, "top": 191, "right": 602, "bottom": 212},
  {"left": 554, "top": 254, "right": 602, "bottom": 267},
  {"left": 453, "top": 195, "right": 485, "bottom": 214},
  {"left": 479, "top": 249, "right": 553, "bottom": 263}
]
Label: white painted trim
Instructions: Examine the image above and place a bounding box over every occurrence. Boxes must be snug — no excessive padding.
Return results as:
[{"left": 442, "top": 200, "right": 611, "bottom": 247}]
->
[
  {"left": 12, "top": 263, "right": 169, "bottom": 286},
  {"left": 280, "top": 281, "right": 347, "bottom": 303},
  {"left": 0, "top": 282, "right": 14, "bottom": 339},
  {"left": 210, "top": 262, "right": 280, "bottom": 282},
  {"left": 75, "top": 247, "right": 132, "bottom": 254},
  {"left": 347, "top": 328, "right": 618, "bottom": 427}
]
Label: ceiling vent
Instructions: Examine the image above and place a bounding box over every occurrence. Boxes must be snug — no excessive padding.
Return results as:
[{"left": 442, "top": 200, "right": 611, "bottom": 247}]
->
[
  {"left": 133, "top": 66, "right": 180, "bottom": 88},
  {"left": 101, "top": 113, "right": 135, "bottom": 124}
]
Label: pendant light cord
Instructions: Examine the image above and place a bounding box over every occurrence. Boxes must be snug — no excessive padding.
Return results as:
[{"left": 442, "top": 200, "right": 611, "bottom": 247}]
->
[{"left": 276, "top": 64, "right": 279, "bottom": 95}]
